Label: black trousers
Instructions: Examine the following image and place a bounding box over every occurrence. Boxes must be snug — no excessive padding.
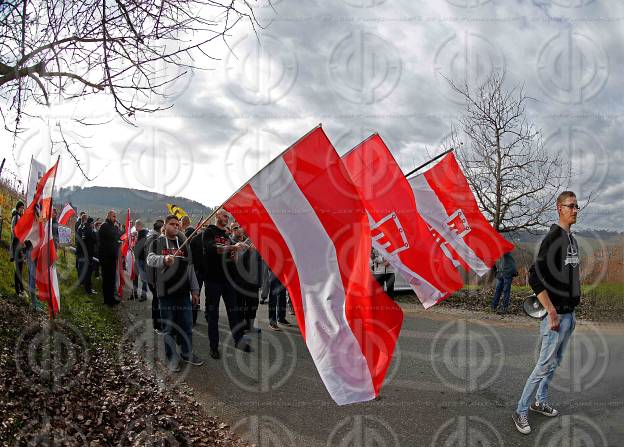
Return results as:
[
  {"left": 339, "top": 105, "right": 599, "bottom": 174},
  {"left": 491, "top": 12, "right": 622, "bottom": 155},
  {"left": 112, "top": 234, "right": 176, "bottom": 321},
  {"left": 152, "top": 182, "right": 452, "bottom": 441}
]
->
[
  {"left": 374, "top": 273, "right": 395, "bottom": 299},
  {"left": 101, "top": 257, "right": 117, "bottom": 305},
  {"left": 268, "top": 276, "right": 286, "bottom": 323},
  {"left": 236, "top": 288, "right": 260, "bottom": 329},
  {"left": 192, "top": 268, "right": 205, "bottom": 326},
  {"left": 205, "top": 281, "right": 244, "bottom": 350},
  {"left": 149, "top": 284, "right": 162, "bottom": 331},
  {"left": 14, "top": 258, "right": 25, "bottom": 295}
]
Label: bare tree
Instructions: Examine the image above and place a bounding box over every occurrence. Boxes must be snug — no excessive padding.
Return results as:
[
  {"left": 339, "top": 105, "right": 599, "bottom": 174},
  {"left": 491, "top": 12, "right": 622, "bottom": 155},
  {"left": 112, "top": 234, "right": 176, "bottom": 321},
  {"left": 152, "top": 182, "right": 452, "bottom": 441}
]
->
[
  {"left": 0, "top": 0, "right": 258, "bottom": 130},
  {"left": 446, "top": 72, "right": 569, "bottom": 233}
]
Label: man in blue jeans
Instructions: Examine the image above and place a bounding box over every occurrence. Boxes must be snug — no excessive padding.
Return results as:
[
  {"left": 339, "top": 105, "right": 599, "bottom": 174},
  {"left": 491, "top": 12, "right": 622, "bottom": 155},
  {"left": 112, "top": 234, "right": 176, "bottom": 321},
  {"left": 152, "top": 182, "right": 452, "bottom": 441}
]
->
[
  {"left": 491, "top": 252, "right": 517, "bottom": 314},
  {"left": 512, "top": 191, "right": 581, "bottom": 434},
  {"left": 147, "top": 215, "right": 203, "bottom": 372}
]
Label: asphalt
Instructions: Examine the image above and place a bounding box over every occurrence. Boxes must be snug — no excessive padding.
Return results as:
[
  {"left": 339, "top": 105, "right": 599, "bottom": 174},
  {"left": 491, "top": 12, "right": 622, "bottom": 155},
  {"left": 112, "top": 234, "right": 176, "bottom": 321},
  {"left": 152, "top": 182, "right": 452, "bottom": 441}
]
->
[{"left": 124, "top": 297, "right": 624, "bottom": 447}]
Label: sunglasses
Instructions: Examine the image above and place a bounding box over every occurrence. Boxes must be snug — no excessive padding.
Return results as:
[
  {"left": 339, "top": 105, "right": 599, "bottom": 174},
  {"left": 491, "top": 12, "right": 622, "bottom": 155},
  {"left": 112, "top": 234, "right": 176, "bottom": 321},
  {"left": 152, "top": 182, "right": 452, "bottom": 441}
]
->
[{"left": 560, "top": 204, "right": 580, "bottom": 210}]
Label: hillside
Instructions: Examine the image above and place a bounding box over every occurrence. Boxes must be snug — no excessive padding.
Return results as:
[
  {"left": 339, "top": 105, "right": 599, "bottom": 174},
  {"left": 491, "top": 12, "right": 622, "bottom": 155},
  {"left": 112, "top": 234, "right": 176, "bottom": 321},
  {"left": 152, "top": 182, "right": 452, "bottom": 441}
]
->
[{"left": 56, "top": 186, "right": 213, "bottom": 223}]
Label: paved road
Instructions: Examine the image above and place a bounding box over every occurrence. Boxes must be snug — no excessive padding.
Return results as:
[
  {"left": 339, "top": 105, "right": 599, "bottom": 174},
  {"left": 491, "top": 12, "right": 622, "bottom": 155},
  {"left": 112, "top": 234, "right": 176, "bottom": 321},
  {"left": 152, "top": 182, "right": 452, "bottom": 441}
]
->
[{"left": 126, "top": 299, "right": 624, "bottom": 446}]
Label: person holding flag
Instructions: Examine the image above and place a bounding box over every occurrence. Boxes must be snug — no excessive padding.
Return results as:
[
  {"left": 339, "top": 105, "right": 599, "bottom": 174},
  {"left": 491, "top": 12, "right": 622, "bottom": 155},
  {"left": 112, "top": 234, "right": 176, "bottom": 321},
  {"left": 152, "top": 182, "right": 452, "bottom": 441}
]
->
[{"left": 13, "top": 158, "right": 61, "bottom": 317}]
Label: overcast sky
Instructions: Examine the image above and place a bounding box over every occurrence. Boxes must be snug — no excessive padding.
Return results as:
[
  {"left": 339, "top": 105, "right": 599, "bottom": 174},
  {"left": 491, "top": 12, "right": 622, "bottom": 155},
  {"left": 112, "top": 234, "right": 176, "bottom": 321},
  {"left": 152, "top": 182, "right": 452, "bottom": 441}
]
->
[{"left": 2, "top": 0, "right": 623, "bottom": 230}]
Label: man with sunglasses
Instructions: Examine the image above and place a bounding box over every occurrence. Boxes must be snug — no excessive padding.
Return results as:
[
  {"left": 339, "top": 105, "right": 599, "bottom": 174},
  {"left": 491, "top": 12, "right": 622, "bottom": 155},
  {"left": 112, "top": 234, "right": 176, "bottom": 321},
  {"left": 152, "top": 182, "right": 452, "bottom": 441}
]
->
[{"left": 513, "top": 191, "right": 581, "bottom": 434}]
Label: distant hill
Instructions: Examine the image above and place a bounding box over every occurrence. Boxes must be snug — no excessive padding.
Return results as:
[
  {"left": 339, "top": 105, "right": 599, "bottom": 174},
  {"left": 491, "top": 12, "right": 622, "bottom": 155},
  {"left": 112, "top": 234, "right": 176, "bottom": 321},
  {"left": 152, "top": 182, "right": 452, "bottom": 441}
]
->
[{"left": 55, "top": 186, "right": 213, "bottom": 224}]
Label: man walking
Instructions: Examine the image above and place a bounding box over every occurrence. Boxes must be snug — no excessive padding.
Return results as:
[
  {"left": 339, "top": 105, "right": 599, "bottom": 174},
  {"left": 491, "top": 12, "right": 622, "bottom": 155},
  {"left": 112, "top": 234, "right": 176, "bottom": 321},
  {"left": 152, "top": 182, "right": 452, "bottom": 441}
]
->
[
  {"left": 80, "top": 217, "right": 98, "bottom": 294},
  {"left": 491, "top": 252, "right": 517, "bottom": 314},
  {"left": 147, "top": 215, "right": 203, "bottom": 372},
  {"left": 512, "top": 191, "right": 581, "bottom": 434},
  {"left": 98, "top": 210, "right": 121, "bottom": 306},
  {"left": 202, "top": 209, "right": 250, "bottom": 359}
]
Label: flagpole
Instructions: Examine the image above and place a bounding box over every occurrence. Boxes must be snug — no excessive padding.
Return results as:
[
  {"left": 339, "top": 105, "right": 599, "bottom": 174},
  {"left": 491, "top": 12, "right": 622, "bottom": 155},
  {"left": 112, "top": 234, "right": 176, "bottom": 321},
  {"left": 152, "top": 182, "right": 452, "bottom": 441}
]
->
[
  {"left": 341, "top": 132, "right": 379, "bottom": 159},
  {"left": 25, "top": 155, "right": 33, "bottom": 205},
  {"left": 403, "top": 148, "right": 455, "bottom": 179},
  {"left": 46, "top": 156, "right": 60, "bottom": 320}
]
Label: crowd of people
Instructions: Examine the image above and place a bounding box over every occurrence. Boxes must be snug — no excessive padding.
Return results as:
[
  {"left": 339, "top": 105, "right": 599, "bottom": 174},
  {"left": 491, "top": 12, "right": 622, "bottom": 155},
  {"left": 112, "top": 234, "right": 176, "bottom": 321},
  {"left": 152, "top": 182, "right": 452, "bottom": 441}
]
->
[{"left": 15, "top": 205, "right": 298, "bottom": 372}]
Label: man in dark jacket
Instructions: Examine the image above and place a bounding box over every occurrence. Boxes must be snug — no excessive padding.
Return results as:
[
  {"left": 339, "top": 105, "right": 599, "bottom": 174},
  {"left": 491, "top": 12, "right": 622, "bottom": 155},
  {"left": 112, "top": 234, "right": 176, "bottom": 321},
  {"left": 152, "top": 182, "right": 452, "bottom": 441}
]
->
[
  {"left": 491, "top": 252, "right": 517, "bottom": 314},
  {"left": 513, "top": 191, "right": 581, "bottom": 435},
  {"left": 147, "top": 215, "right": 203, "bottom": 372},
  {"left": 98, "top": 210, "right": 121, "bottom": 306},
  {"left": 202, "top": 209, "right": 250, "bottom": 359}
]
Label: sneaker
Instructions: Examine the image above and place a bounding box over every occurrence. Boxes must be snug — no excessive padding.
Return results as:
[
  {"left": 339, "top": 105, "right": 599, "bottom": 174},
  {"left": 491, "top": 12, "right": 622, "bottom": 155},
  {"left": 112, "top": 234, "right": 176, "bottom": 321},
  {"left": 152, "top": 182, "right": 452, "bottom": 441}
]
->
[
  {"left": 530, "top": 401, "right": 559, "bottom": 417},
  {"left": 181, "top": 354, "right": 204, "bottom": 366},
  {"left": 269, "top": 321, "right": 281, "bottom": 331},
  {"left": 512, "top": 412, "right": 531, "bottom": 435},
  {"left": 278, "top": 319, "right": 292, "bottom": 326},
  {"left": 90, "top": 289, "right": 98, "bottom": 295},
  {"left": 154, "top": 328, "right": 164, "bottom": 335},
  {"left": 209, "top": 348, "right": 220, "bottom": 359},
  {"left": 235, "top": 341, "right": 252, "bottom": 352}
]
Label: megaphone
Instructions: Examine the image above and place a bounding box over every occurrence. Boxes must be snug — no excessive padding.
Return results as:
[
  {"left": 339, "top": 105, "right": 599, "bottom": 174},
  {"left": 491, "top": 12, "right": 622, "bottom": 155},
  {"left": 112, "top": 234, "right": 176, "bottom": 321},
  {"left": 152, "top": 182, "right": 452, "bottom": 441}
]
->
[{"left": 523, "top": 294, "right": 547, "bottom": 319}]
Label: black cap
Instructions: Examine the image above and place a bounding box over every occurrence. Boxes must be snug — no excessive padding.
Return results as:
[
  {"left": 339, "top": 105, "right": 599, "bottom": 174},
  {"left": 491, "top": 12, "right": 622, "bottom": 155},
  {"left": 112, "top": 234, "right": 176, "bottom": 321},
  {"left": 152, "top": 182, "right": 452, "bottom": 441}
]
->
[
  {"left": 87, "top": 217, "right": 94, "bottom": 225},
  {"left": 16, "top": 200, "right": 24, "bottom": 209}
]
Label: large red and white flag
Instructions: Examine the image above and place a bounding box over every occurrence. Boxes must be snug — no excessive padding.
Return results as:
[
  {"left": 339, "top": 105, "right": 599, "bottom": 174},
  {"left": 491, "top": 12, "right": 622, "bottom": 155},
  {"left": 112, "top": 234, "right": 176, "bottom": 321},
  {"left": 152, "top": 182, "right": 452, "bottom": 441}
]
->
[
  {"left": 342, "top": 135, "right": 464, "bottom": 308},
  {"left": 14, "top": 160, "right": 59, "bottom": 260},
  {"left": 224, "top": 126, "right": 403, "bottom": 405},
  {"left": 58, "top": 203, "right": 76, "bottom": 225},
  {"left": 36, "top": 218, "right": 61, "bottom": 315},
  {"left": 408, "top": 152, "right": 514, "bottom": 275}
]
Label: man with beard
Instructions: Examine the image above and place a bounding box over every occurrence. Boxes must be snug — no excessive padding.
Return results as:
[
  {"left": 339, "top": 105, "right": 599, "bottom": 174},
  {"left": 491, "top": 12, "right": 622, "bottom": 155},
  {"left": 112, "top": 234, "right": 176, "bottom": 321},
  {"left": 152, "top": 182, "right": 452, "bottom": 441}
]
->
[{"left": 202, "top": 209, "right": 250, "bottom": 359}]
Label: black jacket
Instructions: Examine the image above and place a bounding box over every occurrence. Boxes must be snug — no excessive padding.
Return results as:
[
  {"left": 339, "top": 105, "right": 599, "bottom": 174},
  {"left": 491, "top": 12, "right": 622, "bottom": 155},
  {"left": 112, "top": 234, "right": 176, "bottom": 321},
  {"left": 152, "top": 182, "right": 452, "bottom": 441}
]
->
[
  {"left": 98, "top": 219, "right": 120, "bottom": 260},
  {"left": 82, "top": 226, "right": 97, "bottom": 260},
  {"left": 186, "top": 227, "right": 205, "bottom": 273},
  {"left": 202, "top": 225, "right": 234, "bottom": 282},
  {"left": 528, "top": 224, "right": 581, "bottom": 314}
]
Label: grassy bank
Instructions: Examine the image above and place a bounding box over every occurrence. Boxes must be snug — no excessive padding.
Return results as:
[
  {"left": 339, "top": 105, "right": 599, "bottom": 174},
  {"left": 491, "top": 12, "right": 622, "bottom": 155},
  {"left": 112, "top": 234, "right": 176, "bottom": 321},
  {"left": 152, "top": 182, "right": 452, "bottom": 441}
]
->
[{"left": 397, "top": 283, "right": 624, "bottom": 322}]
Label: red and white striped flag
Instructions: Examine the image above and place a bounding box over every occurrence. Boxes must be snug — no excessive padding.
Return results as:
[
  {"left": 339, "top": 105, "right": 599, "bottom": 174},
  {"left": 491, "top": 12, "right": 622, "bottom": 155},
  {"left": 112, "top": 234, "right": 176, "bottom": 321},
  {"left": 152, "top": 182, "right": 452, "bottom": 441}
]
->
[
  {"left": 58, "top": 203, "right": 76, "bottom": 225},
  {"left": 225, "top": 126, "right": 403, "bottom": 405},
  {"left": 14, "top": 160, "right": 59, "bottom": 260},
  {"left": 342, "top": 135, "right": 464, "bottom": 308},
  {"left": 408, "top": 152, "right": 514, "bottom": 275},
  {"left": 36, "top": 217, "right": 61, "bottom": 315}
]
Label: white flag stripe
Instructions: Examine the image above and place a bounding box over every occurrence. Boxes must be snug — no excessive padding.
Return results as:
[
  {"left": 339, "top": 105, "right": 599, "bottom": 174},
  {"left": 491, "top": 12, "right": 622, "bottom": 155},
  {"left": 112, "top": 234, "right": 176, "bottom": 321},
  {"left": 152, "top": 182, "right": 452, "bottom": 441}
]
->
[
  {"left": 409, "top": 175, "right": 490, "bottom": 276},
  {"left": 250, "top": 157, "right": 376, "bottom": 405}
]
